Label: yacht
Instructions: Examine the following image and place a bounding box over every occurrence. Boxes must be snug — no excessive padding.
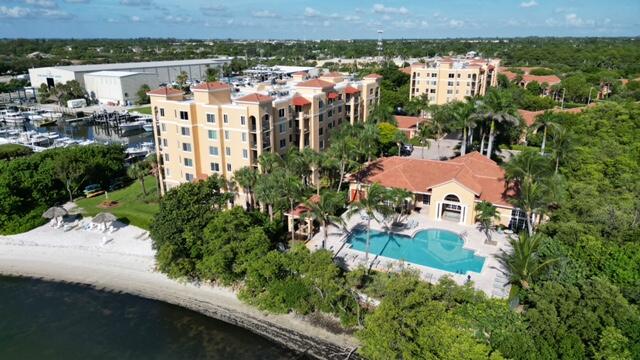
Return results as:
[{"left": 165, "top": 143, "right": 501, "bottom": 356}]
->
[
  {"left": 119, "top": 120, "right": 146, "bottom": 133},
  {"left": 1, "top": 110, "right": 26, "bottom": 125}
]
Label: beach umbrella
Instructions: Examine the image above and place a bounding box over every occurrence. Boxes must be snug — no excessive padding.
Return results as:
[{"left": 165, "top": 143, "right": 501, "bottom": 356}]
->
[
  {"left": 92, "top": 212, "right": 117, "bottom": 224},
  {"left": 42, "top": 206, "right": 67, "bottom": 219}
]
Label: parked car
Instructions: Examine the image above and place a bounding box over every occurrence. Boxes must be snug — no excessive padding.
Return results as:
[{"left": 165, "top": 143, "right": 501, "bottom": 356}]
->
[
  {"left": 400, "top": 143, "right": 414, "bottom": 156},
  {"left": 108, "top": 180, "right": 124, "bottom": 192},
  {"left": 83, "top": 184, "right": 102, "bottom": 196}
]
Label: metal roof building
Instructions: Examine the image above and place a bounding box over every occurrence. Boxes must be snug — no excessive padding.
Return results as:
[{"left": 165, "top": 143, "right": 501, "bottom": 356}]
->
[{"left": 28, "top": 57, "right": 232, "bottom": 89}]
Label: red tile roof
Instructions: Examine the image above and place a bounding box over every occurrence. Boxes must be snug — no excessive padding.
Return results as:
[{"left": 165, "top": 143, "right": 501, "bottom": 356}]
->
[
  {"left": 147, "top": 87, "right": 183, "bottom": 96},
  {"left": 353, "top": 152, "right": 513, "bottom": 207},
  {"left": 364, "top": 73, "right": 383, "bottom": 79},
  {"left": 400, "top": 66, "right": 412, "bottom": 75},
  {"left": 292, "top": 71, "right": 308, "bottom": 76},
  {"left": 235, "top": 93, "right": 273, "bottom": 103},
  {"left": 394, "top": 115, "right": 425, "bottom": 129},
  {"left": 321, "top": 71, "right": 343, "bottom": 77},
  {"left": 287, "top": 194, "right": 321, "bottom": 217},
  {"left": 501, "top": 69, "right": 561, "bottom": 85},
  {"left": 327, "top": 92, "right": 338, "bottom": 100},
  {"left": 191, "top": 81, "right": 230, "bottom": 91},
  {"left": 292, "top": 95, "right": 311, "bottom": 106},
  {"left": 344, "top": 85, "right": 360, "bottom": 94},
  {"left": 296, "top": 78, "right": 335, "bottom": 89},
  {"left": 518, "top": 104, "right": 595, "bottom": 127}
]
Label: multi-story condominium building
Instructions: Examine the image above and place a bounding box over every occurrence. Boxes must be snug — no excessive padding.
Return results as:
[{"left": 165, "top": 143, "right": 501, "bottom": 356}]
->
[
  {"left": 409, "top": 56, "right": 500, "bottom": 104},
  {"left": 148, "top": 71, "right": 382, "bottom": 194}
]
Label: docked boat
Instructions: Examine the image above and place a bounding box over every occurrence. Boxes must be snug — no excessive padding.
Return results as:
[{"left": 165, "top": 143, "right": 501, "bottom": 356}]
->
[
  {"left": 1, "top": 110, "right": 27, "bottom": 125},
  {"left": 119, "top": 120, "right": 146, "bottom": 133}
]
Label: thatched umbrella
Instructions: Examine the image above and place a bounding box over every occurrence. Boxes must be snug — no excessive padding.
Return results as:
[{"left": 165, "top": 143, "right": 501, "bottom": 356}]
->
[
  {"left": 42, "top": 206, "right": 67, "bottom": 225},
  {"left": 92, "top": 212, "right": 117, "bottom": 225}
]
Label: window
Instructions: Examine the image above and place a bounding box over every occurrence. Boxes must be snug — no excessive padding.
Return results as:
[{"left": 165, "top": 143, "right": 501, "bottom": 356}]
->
[
  {"left": 319, "top": 114, "right": 323, "bottom": 122},
  {"left": 240, "top": 116, "right": 246, "bottom": 126},
  {"left": 161, "top": 124, "right": 166, "bottom": 132},
  {"left": 182, "top": 143, "right": 191, "bottom": 152},
  {"left": 208, "top": 130, "right": 217, "bottom": 140},
  {"left": 279, "top": 123, "right": 286, "bottom": 133},
  {"left": 159, "top": 108, "right": 165, "bottom": 117},
  {"left": 421, "top": 194, "right": 431, "bottom": 205},
  {"left": 318, "top": 100, "right": 324, "bottom": 109},
  {"left": 319, "top": 140, "right": 324, "bottom": 149},
  {"left": 180, "top": 127, "right": 190, "bottom": 136},
  {"left": 448, "top": 73, "right": 455, "bottom": 79},
  {"left": 185, "top": 173, "right": 194, "bottom": 181},
  {"left": 226, "top": 163, "right": 232, "bottom": 172},
  {"left": 184, "top": 158, "right": 193, "bottom": 167},
  {"left": 223, "top": 114, "right": 228, "bottom": 124},
  {"left": 211, "top": 162, "right": 220, "bottom": 172},
  {"left": 224, "top": 130, "right": 229, "bottom": 140},
  {"left": 447, "top": 89, "right": 453, "bottom": 94},
  {"left": 206, "top": 113, "right": 215, "bottom": 123},
  {"left": 280, "top": 139, "right": 286, "bottom": 148},
  {"left": 338, "top": 106, "right": 342, "bottom": 113},
  {"left": 319, "top": 128, "right": 323, "bottom": 135},
  {"left": 369, "top": 88, "right": 373, "bottom": 95},
  {"left": 242, "top": 149, "right": 248, "bottom": 159},
  {"left": 164, "top": 168, "right": 170, "bottom": 176},
  {"left": 430, "top": 89, "right": 436, "bottom": 94},
  {"left": 209, "top": 146, "right": 218, "bottom": 156},
  {"left": 225, "top": 147, "right": 231, "bottom": 156},
  {"left": 278, "top": 108, "right": 285, "bottom": 118},
  {"left": 162, "top": 138, "right": 168, "bottom": 147},
  {"left": 179, "top": 111, "right": 189, "bottom": 120},
  {"left": 447, "top": 81, "right": 454, "bottom": 86},
  {"left": 328, "top": 110, "right": 333, "bottom": 117},
  {"left": 164, "top": 153, "right": 170, "bottom": 161},
  {"left": 241, "top": 133, "right": 247, "bottom": 142},
  {"left": 431, "top": 73, "right": 437, "bottom": 77}
]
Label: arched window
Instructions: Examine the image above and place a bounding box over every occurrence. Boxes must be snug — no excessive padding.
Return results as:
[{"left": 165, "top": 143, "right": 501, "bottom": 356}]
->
[{"left": 444, "top": 194, "right": 460, "bottom": 203}]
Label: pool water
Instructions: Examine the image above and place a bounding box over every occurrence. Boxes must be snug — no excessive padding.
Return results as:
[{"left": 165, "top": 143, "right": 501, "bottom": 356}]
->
[{"left": 346, "top": 228, "right": 485, "bottom": 273}]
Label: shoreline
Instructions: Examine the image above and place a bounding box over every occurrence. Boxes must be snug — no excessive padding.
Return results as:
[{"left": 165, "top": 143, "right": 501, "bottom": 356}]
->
[{"left": 0, "top": 225, "right": 360, "bottom": 360}]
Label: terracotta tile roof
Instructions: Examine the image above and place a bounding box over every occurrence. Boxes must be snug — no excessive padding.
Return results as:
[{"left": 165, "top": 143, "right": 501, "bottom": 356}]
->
[
  {"left": 394, "top": 115, "right": 425, "bottom": 129},
  {"left": 287, "top": 194, "right": 321, "bottom": 217},
  {"left": 147, "top": 87, "right": 183, "bottom": 96},
  {"left": 292, "top": 71, "right": 308, "bottom": 76},
  {"left": 235, "top": 93, "right": 273, "bottom": 103},
  {"left": 501, "top": 69, "right": 561, "bottom": 85},
  {"left": 344, "top": 85, "right": 360, "bottom": 94},
  {"left": 296, "top": 78, "right": 335, "bottom": 89},
  {"left": 321, "top": 71, "right": 343, "bottom": 77},
  {"left": 364, "top": 73, "right": 383, "bottom": 79},
  {"left": 191, "top": 81, "right": 230, "bottom": 91},
  {"left": 327, "top": 92, "right": 338, "bottom": 100},
  {"left": 353, "top": 152, "right": 513, "bottom": 207},
  {"left": 518, "top": 104, "right": 595, "bottom": 127},
  {"left": 291, "top": 95, "right": 311, "bottom": 106},
  {"left": 400, "top": 66, "right": 412, "bottom": 75}
]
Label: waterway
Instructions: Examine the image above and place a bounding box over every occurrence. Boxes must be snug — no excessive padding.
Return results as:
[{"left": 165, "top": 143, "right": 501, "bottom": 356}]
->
[{"left": 0, "top": 276, "right": 299, "bottom": 359}]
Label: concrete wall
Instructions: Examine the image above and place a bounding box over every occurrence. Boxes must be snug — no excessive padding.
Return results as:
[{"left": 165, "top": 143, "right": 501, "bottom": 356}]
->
[
  {"left": 28, "top": 68, "right": 79, "bottom": 88},
  {"left": 84, "top": 73, "right": 159, "bottom": 105}
]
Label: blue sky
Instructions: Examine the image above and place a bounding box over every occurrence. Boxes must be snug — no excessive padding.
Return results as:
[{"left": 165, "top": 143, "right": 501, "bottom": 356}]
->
[{"left": 0, "top": 0, "right": 638, "bottom": 39}]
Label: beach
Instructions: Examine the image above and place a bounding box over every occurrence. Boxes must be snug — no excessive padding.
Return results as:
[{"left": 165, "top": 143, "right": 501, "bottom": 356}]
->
[{"left": 0, "top": 222, "right": 359, "bottom": 360}]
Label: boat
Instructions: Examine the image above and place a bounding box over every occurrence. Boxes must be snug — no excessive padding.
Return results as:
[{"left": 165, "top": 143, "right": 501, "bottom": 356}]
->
[
  {"left": 41, "top": 111, "right": 64, "bottom": 120},
  {"left": 1, "top": 110, "right": 27, "bottom": 125},
  {"left": 119, "top": 120, "right": 146, "bottom": 133},
  {"left": 36, "top": 119, "right": 58, "bottom": 127},
  {"left": 143, "top": 123, "right": 154, "bottom": 132}
]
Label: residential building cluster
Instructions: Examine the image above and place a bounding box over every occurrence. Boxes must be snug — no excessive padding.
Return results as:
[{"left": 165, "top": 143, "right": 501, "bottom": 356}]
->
[{"left": 149, "top": 70, "right": 382, "bottom": 194}]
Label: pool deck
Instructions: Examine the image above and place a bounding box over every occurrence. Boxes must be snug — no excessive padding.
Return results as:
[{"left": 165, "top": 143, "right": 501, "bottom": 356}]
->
[{"left": 306, "top": 210, "right": 512, "bottom": 299}]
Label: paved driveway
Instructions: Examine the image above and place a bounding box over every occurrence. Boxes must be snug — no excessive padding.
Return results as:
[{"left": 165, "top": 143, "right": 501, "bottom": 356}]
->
[{"left": 409, "top": 138, "right": 460, "bottom": 160}]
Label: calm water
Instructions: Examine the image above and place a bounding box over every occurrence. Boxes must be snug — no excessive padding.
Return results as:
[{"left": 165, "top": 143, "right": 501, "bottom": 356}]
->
[
  {"left": 0, "top": 276, "right": 298, "bottom": 360},
  {"left": 346, "top": 228, "right": 485, "bottom": 273}
]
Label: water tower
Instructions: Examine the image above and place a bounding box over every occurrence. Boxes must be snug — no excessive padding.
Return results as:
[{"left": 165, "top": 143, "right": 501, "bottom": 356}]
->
[{"left": 377, "top": 29, "right": 384, "bottom": 62}]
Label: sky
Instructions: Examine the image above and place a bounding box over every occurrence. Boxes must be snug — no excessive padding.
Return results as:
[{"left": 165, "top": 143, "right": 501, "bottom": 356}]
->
[{"left": 0, "top": 0, "right": 638, "bottom": 39}]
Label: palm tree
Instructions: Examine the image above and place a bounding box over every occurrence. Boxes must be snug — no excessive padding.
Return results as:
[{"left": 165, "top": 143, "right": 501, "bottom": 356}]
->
[
  {"left": 404, "top": 94, "right": 429, "bottom": 117},
  {"left": 477, "top": 89, "right": 519, "bottom": 159},
  {"left": 346, "top": 183, "right": 392, "bottom": 261},
  {"left": 503, "top": 149, "right": 553, "bottom": 186},
  {"left": 302, "top": 147, "right": 324, "bottom": 195},
  {"left": 510, "top": 180, "right": 547, "bottom": 236},
  {"left": 449, "top": 100, "right": 476, "bottom": 155},
  {"left": 147, "top": 156, "right": 161, "bottom": 197},
  {"left": 302, "top": 191, "right": 345, "bottom": 249},
  {"left": 127, "top": 162, "right": 149, "bottom": 196},
  {"left": 495, "top": 232, "right": 559, "bottom": 291},
  {"left": 282, "top": 173, "right": 304, "bottom": 240},
  {"left": 359, "top": 122, "right": 379, "bottom": 163},
  {"left": 257, "top": 152, "right": 282, "bottom": 175},
  {"left": 427, "top": 104, "right": 449, "bottom": 159},
  {"left": 385, "top": 188, "right": 413, "bottom": 227},
  {"left": 532, "top": 111, "right": 559, "bottom": 155},
  {"left": 254, "top": 172, "right": 281, "bottom": 221},
  {"left": 328, "top": 133, "right": 357, "bottom": 192},
  {"left": 234, "top": 166, "right": 258, "bottom": 210},
  {"left": 369, "top": 104, "right": 395, "bottom": 124},
  {"left": 475, "top": 201, "right": 500, "bottom": 244},
  {"left": 550, "top": 126, "right": 572, "bottom": 174},
  {"left": 413, "top": 122, "right": 432, "bottom": 159}
]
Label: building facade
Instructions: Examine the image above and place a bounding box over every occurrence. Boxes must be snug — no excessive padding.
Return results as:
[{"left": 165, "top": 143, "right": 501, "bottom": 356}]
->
[
  {"left": 149, "top": 72, "right": 382, "bottom": 194},
  {"left": 409, "top": 56, "right": 500, "bottom": 104},
  {"left": 84, "top": 71, "right": 159, "bottom": 105}
]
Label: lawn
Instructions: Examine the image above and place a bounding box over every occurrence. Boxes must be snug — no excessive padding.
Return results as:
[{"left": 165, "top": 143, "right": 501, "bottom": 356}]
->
[
  {"left": 75, "top": 176, "right": 159, "bottom": 230},
  {"left": 129, "top": 106, "right": 151, "bottom": 115}
]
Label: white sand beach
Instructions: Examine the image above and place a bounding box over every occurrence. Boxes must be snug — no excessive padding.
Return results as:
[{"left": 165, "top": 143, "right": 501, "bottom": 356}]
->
[{"left": 0, "top": 220, "right": 359, "bottom": 359}]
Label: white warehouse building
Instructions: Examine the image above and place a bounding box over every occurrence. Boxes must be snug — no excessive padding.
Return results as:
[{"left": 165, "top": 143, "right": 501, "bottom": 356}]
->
[
  {"left": 28, "top": 58, "right": 232, "bottom": 89},
  {"left": 84, "top": 71, "right": 159, "bottom": 106}
]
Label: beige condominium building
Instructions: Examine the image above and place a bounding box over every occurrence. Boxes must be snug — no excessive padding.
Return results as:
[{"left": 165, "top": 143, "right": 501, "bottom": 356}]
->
[
  {"left": 409, "top": 55, "right": 500, "bottom": 104},
  {"left": 148, "top": 71, "right": 382, "bottom": 194}
]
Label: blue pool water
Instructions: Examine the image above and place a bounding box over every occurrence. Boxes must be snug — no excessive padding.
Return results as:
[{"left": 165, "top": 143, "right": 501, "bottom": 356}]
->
[{"left": 346, "top": 228, "right": 485, "bottom": 273}]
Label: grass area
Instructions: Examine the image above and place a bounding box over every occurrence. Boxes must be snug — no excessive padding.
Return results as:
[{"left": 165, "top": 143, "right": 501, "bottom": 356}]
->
[
  {"left": 76, "top": 176, "right": 159, "bottom": 230},
  {"left": 129, "top": 106, "right": 151, "bottom": 114}
]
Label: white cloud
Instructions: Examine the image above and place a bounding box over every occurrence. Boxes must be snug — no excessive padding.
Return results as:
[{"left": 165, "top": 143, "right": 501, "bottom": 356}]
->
[
  {"left": 322, "top": 20, "right": 330, "bottom": 27},
  {"left": 304, "top": 7, "right": 319, "bottom": 17},
  {"left": 392, "top": 19, "right": 429, "bottom": 29},
  {"left": 0, "top": 6, "right": 31, "bottom": 18},
  {"left": 164, "top": 15, "right": 191, "bottom": 23},
  {"left": 372, "top": 4, "right": 408, "bottom": 15},
  {"left": 200, "top": 4, "right": 227, "bottom": 16},
  {"left": 40, "top": 9, "right": 72, "bottom": 18},
  {"left": 448, "top": 19, "right": 464, "bottom": 28},
  {"left": 343, "top": 15, "right": 360, "bottom": 22},
  {"left": 24, "top": 0, "right": 57, "bottom": 8},
  {"left": 65, "top": 0, "right": 90, "bottom": 3},
  {"left": 252, "top": 10, "right": 278, "bottom": 18},
  {"left": 130, "top": 15, "right": 141, "bottom": 22},
  {"left": 520, "top": 0, "right": 538, "bottom": 8},
  {"left": 120, "top": 0, "right": 151, "bottom": 6},
  {"left": 565, "top": 13, "right": 594, "bottom": 27}
]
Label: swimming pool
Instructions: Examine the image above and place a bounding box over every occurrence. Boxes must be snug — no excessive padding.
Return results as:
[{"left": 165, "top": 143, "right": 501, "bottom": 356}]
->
[{"left": 345, "top": 228, "right": 485, "bottom": 273}]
